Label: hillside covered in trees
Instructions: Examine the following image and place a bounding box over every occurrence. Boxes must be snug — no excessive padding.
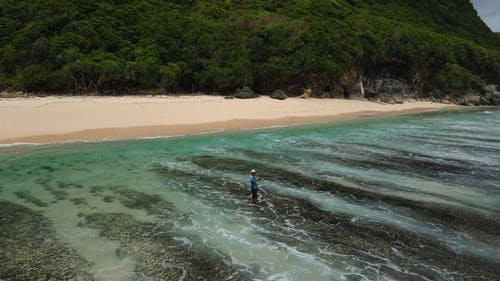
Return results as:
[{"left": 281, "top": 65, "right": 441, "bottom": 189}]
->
[{"left": 1, "top": 0, "right": 499, "bottom": 102}]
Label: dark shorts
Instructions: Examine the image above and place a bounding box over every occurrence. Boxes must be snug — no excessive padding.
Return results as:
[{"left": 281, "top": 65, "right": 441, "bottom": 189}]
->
[{"left": 251, "top": 188, "right": 258, "bottom": 199}]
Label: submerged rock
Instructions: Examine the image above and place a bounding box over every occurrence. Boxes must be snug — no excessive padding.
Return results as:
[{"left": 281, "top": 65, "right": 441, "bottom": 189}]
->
[
  {"left": 70, "top": 197, "right": 88, "bottom": 205},
  {"left": 0, "top": 201, "right": 94, "bottom": 280},
  {"left": 270, "top": 90, "right": 288, "bottom": 100},
  {"left": 89, "top": 185, "right": 105, "bottom": 194},
  {"left": 113, "top": 189, "right": 175, "bottom": 217},
  {"left": 82, "top": 212, "right": 250, "bottom": 281},
  {"left": 102, "top": 195, "right": 114, "bottom": 202},
  {"left": 58, "top": 181, "right": 84, "bottom": 189},
  {"left": 185, "top": 154, "right": 500, "bottom": 246},
  {"left": 157, "top": 157, "right": 500, "bottom": 280},
  {"left": 44, "top": 185, "right": 68, "bottom": 200},
  {"left": 14, "top": 191, "right": 48, "bottom": 207}
]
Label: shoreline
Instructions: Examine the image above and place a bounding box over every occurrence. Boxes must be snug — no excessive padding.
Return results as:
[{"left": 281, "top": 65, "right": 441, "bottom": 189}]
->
[{"left": 0, "top": 96, "right": 457, "bottom": 145}]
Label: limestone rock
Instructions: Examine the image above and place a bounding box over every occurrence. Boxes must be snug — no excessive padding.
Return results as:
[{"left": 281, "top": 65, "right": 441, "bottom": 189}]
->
[
  {"left": 483, "top": 84, "right": 500, "bottom": 105},
  {"left": 483, "top": 84, "right": 498, "bottom": 94},
  {"left": 301, "top": 88, "right": 313, "bottom": 98},
  {"left": 348, "top": 81, "right": 365, "bottom": 100},
  {"left": 394, "top": 95, "right": 404, "bottom": 104},
  {"left": 459, "top": 93, "right": 483, "bottom": 106},
  {"left": 363, "top": 78, "right": 416, "bottom": 102},
  {"left": 491, "top": 92, "right": 500, "bottom": 106}
]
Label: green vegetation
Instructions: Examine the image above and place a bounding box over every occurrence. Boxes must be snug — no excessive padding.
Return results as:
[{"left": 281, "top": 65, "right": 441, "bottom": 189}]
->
[
  {"left": 427, "top": 63, "right": 485, "bottom": 94},
  {"left": 0, "top": 0, "right": 498, "bottom": 95}
]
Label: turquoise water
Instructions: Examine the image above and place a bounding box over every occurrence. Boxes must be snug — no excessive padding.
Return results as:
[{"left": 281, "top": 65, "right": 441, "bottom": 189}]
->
[{"left": 1, "top": 108, "right": 499, "bottom": 281}]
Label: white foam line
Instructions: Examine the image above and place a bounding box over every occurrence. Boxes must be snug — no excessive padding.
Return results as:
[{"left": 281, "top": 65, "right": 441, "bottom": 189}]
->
[
  {"left": 0, "top": 142, "right": 46, "bottom": 147},
  {"left": 0, "top": 123, "right": 300, "bottom": 149},
  {"left": 0, "top": 139, "right": 107, "bottom": 148}
]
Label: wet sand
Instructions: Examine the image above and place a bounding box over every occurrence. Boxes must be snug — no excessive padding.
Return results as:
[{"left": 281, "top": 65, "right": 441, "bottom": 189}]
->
[{"left": 0, "top": 96, "right": 456, "bottom": 144}]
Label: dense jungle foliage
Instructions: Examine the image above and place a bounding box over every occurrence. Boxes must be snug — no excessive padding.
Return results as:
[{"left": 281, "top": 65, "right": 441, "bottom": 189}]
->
[{"left": 0, "top": 0, "right": 499, "bottom": 95}]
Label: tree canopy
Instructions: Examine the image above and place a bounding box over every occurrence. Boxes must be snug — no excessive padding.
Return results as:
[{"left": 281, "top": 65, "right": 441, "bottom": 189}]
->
[{"left": 0, "top": 0, "right": 499, "bottom": 95}]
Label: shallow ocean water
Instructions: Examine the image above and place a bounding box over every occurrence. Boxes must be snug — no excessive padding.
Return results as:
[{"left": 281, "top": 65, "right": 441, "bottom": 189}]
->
[{"left": 1, "top": 108, "right": 499, "bottom": 281}]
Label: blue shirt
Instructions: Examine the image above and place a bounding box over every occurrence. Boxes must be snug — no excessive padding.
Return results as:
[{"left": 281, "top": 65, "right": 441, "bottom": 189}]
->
[{"left": 249, "top": 175, "right": 257, "bottom": 190}]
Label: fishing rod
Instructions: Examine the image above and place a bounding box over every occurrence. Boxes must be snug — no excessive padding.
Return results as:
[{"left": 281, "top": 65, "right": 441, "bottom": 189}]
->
[
  {"left": 264, "top": 137, "right": 283, "bottom": 168},
  {"left": 258, "top": 125, "right": 292, "bottom": 196}
]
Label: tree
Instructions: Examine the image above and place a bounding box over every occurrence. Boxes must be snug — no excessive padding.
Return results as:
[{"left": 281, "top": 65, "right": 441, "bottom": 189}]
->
[{"left": 159, "top": 63, "right": 181, "bottom": 91}]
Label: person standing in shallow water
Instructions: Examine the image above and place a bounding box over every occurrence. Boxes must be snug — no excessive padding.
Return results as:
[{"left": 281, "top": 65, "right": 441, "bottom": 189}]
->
[{"left": 249, "top": 169, "right": 262, "bottom": 204}]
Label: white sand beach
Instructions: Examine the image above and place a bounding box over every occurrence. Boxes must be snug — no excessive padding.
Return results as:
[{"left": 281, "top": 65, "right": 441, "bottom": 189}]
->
[{"left": 0, "top": 95, "right": 456, "bottom": 144}]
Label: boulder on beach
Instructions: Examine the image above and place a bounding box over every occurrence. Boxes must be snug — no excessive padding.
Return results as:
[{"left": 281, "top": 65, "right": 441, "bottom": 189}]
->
[
  {"left": 379, "top": 94, "right": 396, "bottom": 104},
  {"left": 270, "top": 90, "right": 288, "bottom": 100},
  {"left": 233, "top": 86, "right": 259, "bottom": 99},
  {"left": 393, "top": 95, "right": 404, "bottom": 104}
]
